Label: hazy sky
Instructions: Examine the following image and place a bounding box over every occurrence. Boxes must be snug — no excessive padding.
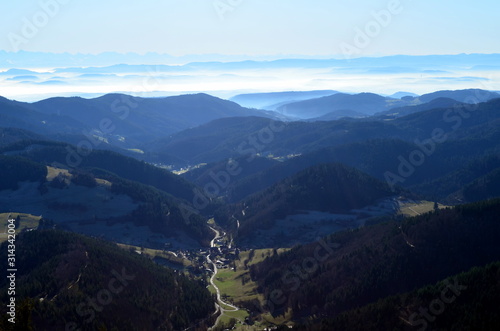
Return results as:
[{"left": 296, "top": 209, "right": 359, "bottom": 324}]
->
[{"left": 1, "top": 0, "right": 499, "bottom": 57}]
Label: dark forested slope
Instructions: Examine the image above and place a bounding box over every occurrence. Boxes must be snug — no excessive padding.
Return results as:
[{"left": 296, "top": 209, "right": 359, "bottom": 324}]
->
[
  {"left": 0, "top": 230, "right": 215, "bottom": 331},
  {"left": 249, "top": 198, "right": 500, "bottom": 324},
  {"left": 215, "top": 163, "right": 396, "bottom": 239}
]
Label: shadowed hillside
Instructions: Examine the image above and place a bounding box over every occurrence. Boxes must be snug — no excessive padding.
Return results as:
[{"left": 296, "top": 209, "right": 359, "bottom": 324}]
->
[{"left": 0, "top": 230, "right": 215, "bottom": 330}]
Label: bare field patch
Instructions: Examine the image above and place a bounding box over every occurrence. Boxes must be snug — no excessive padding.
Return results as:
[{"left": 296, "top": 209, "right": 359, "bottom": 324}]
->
[
  {"left": 46, "top": 166, "right": 71, "bottom": 181},
  {"left": 398, "top": 200, "right": 449, "bottom": 217},
  {"left": 0, "top": 212, "right": 41, "bottom": 243}
]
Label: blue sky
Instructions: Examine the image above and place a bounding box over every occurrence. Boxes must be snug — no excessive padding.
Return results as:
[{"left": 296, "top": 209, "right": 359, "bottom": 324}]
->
[{"left": 1, "top": 0, "right": 499, "bottom": 57}]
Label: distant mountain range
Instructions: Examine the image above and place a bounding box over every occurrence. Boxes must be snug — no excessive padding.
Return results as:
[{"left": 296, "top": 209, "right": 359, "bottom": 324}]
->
[
  {"left": 2, "top": 51, "right": 500, "bottom": 70},
  {"left": 0, "top": 93, "right": 276, "bottom": 152},
  {"left": 388, "top": 91, "right": 420, "bottom": 99},
  {"left": 2, "top": 53, "right": 499, "bottom": 102},
  {"left": 272, "top": 89, "right": 500, "bottom": 119},
  {"left": 2, "top": 89, "right": 499, "bottom": 173},
  {"left": 276, "top": 92, "right": 400, "bottom": 118},
  {"left": 230, "top": 90, "right": 338, "bottom": 110},
  {"left": 374, "top": 97, "right": 464, "bottom": 119},
  {"left": 418, "top": 88, "right": 499, "bottom": 103},
  {"left": 146, "top": 96, "right": 500, "bottom": 166}
]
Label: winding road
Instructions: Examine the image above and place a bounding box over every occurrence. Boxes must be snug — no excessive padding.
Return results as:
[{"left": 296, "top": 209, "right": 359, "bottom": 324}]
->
[{"left": 207, "top": 226, "right": 239, "bottom": 330}]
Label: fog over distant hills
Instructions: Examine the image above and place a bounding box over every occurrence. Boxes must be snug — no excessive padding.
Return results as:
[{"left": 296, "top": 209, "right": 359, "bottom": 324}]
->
[{"left": 1, "top": 52, "right": 499, "bottom": 101}]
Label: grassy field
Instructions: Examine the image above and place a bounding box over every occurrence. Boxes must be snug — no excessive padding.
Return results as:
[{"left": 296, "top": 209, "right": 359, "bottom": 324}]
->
[
  {"left": 398, "top": 200, "right": 449, "bottom": 217},
  {"left": 212, "top": 248, "right": 291, "bottom": 330},
  {"left": 218, "top": 309, "right": 250, "bottom": 328},
  {"left": 126, "top": 148, "right": 145, "bottom": 154},
  {"left": 47, "top": 166, "right": 112, "bottom": 187},
  {"left": 116, "top": 243, "right": 191, "bottom": 266},
  {"left": 46, "top": 166, "right": 71, "bottom": 181},
  {"left": 0, "top": 213, "right": 41, "bottom": 243},
  {"left": 260, "top": 309, "right": 295, "bottom": 328},
  {"left": 207, "top": 284, "right": 217, "bottom": 295},
  {"left": 213, "top": 248, "right": 289, "bottom": 305},
  {"left": 214, "top": 268, "right": 259, "bottom": 303}
]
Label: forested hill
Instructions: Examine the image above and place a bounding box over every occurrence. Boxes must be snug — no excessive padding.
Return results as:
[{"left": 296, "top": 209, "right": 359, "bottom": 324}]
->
[
  {"left": 249, "top": 198, "right": 500, "bottom": 324},
  {"left": 0, "top": 150, "right": 213, "bottom": 246},
  {"left": 295, "top": 261, "right": 500, "bottom": 330},
  {"left": 0, "top": 230, "right": 215, "bottom": 331},
  {"left": 0, "top": 127, "right": 44, "bottom": 147},
  {"left": 1, "top": 140, "right": 196, "bottom": 202},
  {"left": 147, "top": 98, "right": 500, "bottom": 169},
  {"left": 0, "top": 155, "right": 47, "bottom": 191},
  {"left": 215, "top": 163, "right": 397, "bottom": 239}
]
